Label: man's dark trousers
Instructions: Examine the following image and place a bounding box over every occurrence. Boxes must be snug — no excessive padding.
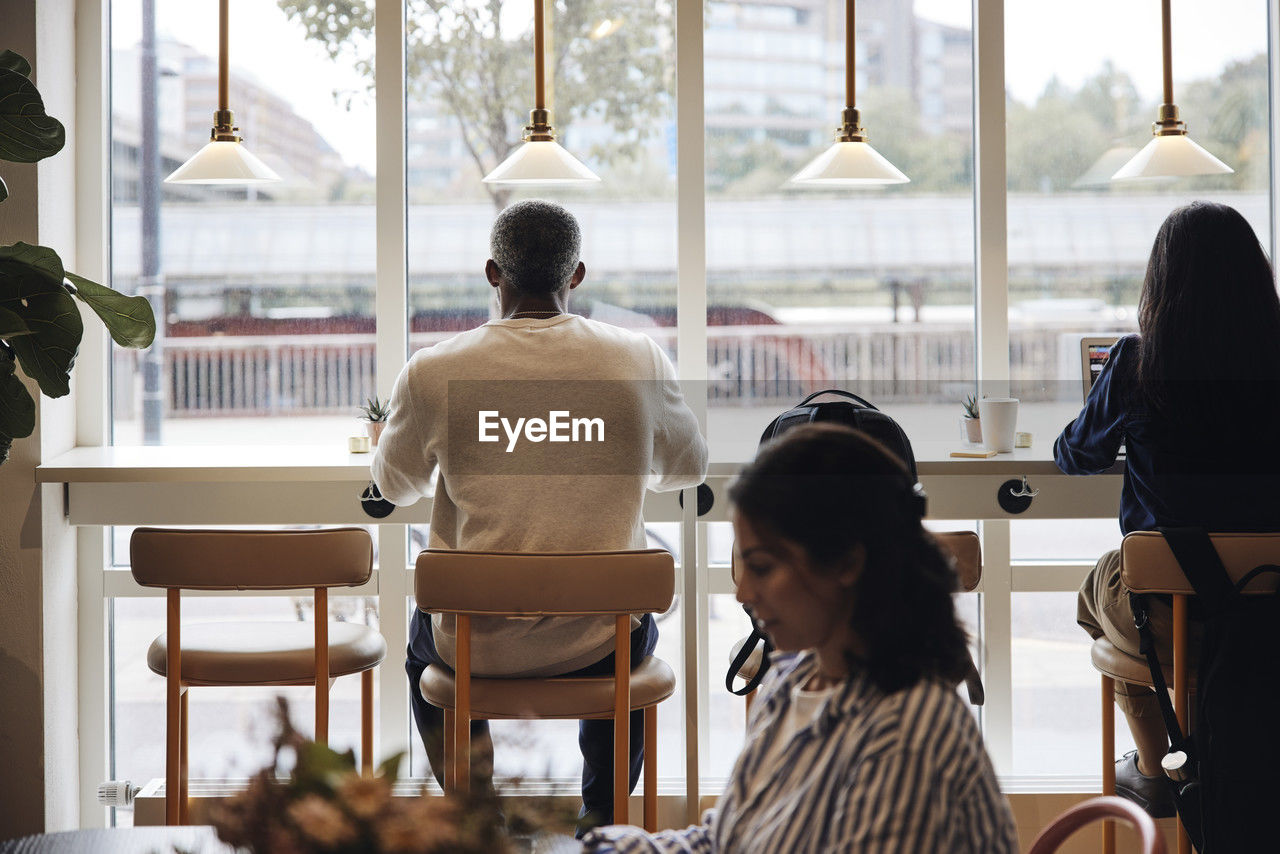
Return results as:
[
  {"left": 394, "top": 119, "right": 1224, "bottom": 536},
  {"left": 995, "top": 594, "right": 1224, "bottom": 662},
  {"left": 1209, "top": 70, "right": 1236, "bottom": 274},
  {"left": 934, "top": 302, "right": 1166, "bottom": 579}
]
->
[{"left": 405, "top": 608, "right": 658, "bottom": 824}]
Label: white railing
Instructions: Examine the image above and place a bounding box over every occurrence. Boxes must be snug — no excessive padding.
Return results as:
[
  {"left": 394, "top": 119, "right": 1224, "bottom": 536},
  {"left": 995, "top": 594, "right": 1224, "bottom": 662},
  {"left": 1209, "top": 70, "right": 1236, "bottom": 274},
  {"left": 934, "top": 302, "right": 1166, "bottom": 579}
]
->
[{"left": 114, "top": 322, "right": 1124, "bottom": 416}]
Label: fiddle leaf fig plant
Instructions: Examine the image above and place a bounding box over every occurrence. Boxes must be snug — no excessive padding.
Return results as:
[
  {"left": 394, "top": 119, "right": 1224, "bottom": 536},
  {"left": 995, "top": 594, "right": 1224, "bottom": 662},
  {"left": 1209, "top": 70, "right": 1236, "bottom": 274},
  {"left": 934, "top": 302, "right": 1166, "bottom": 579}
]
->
[{"left": 0, "top": 49, "right": 156, "bottom": 464}]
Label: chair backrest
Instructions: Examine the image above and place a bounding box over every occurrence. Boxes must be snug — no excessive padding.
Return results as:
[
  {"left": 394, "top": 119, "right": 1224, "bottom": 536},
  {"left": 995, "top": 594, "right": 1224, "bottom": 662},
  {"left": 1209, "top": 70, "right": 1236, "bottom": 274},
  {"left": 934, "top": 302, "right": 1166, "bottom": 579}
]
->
[
  {"left": 1027, "top": 795, "right": 1166, "bottom": 854},
  {"left": 1121, "top": 531, "right": 1280, "bottom": 594},
  {"left": 934, "top": 530, "right": 981, "bottom": 592},
  {"left": 130, "top": 527, "right": 374, "bottom": 590},
  {"left": 414, "top": 549, "right": 675, "bottom": 616}
]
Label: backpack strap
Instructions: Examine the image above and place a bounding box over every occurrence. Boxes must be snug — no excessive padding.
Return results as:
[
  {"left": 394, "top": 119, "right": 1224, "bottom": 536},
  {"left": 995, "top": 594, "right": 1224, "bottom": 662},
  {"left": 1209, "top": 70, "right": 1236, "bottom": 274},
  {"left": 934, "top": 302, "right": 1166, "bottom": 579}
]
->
[
  {"left": 797, "top": 389, "right": 878, "bottom": 410},
  {"left": 1129, "top": 590, "right": 1191, "bottom": 753},
  {"left": 725, "top": 606, "right": 774, "bottom": 696},
  {"left": 1157, "top": 527, "right": 1234, "bottom": 614}
]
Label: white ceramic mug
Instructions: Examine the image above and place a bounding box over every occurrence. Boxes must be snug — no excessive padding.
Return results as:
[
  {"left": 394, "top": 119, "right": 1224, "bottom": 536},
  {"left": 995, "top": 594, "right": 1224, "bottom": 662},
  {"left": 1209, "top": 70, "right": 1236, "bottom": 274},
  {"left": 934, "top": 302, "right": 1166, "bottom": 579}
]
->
[{"left": 978, "top": 397, "right": 1019, "bottom": 453}]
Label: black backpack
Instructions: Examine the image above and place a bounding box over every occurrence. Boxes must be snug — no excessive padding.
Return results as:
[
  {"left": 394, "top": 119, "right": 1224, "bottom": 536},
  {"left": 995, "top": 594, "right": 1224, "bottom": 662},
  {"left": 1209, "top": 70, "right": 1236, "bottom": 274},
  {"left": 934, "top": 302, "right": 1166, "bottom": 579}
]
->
[
  {"left": 756, "top": 389, "right": 918, "bottom": 480},
  {"left": 726, "top": 389, "right": 923, "bottom": 697},
  {"left": 1132, "top": 527, "right": 1280, "bottom": 852}
]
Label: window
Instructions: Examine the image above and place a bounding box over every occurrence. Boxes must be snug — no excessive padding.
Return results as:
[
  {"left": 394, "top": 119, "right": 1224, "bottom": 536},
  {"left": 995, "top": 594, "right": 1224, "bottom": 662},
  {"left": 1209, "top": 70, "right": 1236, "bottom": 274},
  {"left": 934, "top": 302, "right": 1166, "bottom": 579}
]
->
[
  {"left": 109, "top": 0, "right": 377, "bottom": 446},
  {"left": 87, "top": 0, "right": 1275, "bottom": 817}
]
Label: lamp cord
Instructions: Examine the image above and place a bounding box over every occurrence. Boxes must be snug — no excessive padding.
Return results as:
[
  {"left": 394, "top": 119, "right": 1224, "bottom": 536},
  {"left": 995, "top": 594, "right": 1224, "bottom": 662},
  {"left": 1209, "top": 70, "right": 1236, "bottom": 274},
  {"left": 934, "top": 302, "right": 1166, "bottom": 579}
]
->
[
  {"left": 845, "top": 0, "right": 855, "bottom": 109},
  {"left": 218, "top": 0, "right": 229, "bottom": 113},
  {"left": 1161, "top": 0, "right": 1173, "bottom": 107}
]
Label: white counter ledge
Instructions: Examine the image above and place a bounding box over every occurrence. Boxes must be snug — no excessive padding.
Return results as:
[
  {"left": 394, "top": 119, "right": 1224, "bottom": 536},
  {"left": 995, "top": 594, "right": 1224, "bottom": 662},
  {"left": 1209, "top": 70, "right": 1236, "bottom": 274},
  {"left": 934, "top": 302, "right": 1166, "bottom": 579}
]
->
[
  {"left": 35, "top": 444, "right": 377, "bottom": 484},
  {"left": 38, "top": 442, "right": 1122, "bottom": 524}
]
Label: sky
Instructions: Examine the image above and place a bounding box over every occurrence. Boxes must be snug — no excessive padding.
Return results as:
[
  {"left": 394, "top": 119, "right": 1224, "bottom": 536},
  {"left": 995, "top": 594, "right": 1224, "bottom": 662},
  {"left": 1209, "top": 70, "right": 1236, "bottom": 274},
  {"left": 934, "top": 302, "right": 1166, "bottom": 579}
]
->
[{"left": 112, "top": 0, "right": 1268, "bottom": 175}]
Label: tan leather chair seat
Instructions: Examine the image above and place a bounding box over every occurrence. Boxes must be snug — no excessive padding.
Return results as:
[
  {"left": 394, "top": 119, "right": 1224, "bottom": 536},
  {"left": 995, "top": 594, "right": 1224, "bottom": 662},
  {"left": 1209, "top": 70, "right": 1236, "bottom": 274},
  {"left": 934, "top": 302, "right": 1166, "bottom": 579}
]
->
[
  {"left": 147, "top": 621, "right": 386, "bottom": 686},
  {"left": 1089, "top": 637, "right": 1195, "bottom": 692},
  {"left": 729, "top": 635, "right": 765, "bottom": 682},
  {"left": 420, "top": 656, "right": 675, "bottom": 720}
]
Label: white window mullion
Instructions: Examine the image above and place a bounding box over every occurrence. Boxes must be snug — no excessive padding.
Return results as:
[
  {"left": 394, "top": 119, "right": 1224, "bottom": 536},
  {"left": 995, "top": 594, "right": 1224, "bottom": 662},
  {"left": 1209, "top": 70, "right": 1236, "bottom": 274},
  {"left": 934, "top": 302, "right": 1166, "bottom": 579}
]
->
[
  {"left": 374, "top": 0, "right": 410, "bottom": 769},
  {"left": 676, "top": 0, "right": 708, "bottom": 826},
  {"left": 376, "top": 1, "right": 408, "bottom": 395},
  {"left": 974, "top": 0, "right": 1009, "bottom": 395},
  {"left": 75, "top": 0, "right": 110, "bottom": 828}
]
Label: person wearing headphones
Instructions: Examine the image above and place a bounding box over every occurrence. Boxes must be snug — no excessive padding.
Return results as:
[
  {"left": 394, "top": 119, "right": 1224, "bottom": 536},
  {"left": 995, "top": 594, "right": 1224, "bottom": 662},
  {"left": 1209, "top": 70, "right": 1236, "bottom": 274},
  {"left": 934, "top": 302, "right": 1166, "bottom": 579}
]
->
[{"left": 585, "top": 423, "right": 1017, "bottom": 853}]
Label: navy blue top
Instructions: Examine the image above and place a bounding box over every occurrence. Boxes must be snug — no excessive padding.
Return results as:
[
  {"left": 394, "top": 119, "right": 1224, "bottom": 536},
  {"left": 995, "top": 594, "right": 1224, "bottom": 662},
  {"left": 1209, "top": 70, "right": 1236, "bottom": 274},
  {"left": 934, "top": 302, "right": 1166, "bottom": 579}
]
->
[{"left": 1054, "top": 334, "right": 1280, "bottom": 534}]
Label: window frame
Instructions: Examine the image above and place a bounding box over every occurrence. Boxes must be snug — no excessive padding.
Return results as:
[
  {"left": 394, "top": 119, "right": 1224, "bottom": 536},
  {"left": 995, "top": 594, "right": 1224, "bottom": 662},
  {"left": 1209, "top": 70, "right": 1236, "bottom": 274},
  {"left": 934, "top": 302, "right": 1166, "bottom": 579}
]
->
[{"left": 64, "top": 0, "right": 1280, "bottom": 829}]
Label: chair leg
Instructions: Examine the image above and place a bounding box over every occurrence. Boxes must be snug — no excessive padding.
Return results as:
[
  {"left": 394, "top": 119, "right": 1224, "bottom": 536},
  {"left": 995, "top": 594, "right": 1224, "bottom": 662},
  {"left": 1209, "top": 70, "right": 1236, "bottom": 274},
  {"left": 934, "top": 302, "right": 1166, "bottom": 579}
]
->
[
  {"left": 315, "top": 588, "right": 329, "bottom": 745},
  {"left": 643, "top": 705, "right": 657, "bottom": 832},
  {"left": 1101, "top": 674, "right": 1115, "bottom": 854},
  {"left": 613, "top": 615, "right": 631, "bottom": 826},
  {"left": 443, "top": 708, "right": 455, "bottom": 793},
  {"left": 361, "top": 668, "right": 374, "bottom": 776},
  {"left": 1173, "top": 596, "right": 1190, "bottom": 854},
  {"left": 745, "top": 688, "right": 755, "bottom": 724},
  {"left": 455, "top": 615, "right": 472, "bottom": 795},
  {"left": 179, "top": 687, "right": 190, "bottom": 825},
  {"left": 165, "top": 590, "right": 181, "bottom": 826}
]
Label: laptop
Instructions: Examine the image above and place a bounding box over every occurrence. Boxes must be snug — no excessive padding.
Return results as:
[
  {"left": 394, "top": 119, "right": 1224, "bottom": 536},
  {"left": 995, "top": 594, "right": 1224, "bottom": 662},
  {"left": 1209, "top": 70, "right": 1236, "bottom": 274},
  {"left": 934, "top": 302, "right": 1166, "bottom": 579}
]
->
[{"left": 1079, "top": 335, "right": 1125, "bottom": 457}]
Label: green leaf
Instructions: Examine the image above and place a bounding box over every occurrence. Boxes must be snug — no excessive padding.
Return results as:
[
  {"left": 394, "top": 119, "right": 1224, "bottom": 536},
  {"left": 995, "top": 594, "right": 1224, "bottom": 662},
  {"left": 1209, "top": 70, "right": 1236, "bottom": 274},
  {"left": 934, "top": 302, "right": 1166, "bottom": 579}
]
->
[
  {"left": 0, "top": 242, "right": 82, "bottom": 397},
  {"left": 0, "top": 305, "right": 31, "bottom": 337},
  {"left": 0, "top": 66, "right": 66, "bottom": 163},
  {"left": 0, "top": 347, "right": 35, "bottom": 440},
  {"left": 65, "top": 273, "right": 156, "bottom": 348},
  {"left": 0, "top": 51, "right": 32, "bottom": 79},
  {"left": 375, "top": 750, "right": 405, "bottom": 784}
]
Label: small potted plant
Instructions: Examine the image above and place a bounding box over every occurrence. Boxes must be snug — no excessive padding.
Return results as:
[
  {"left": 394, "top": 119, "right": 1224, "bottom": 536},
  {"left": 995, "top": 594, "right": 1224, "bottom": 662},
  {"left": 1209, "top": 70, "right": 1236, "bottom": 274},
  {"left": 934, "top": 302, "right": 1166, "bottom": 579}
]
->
[
  {"left": 359, "top": 395, "right": 390, "bottom": 446},
  {"left": 961, "top": 394, "right": 982, "bottom": 444}
]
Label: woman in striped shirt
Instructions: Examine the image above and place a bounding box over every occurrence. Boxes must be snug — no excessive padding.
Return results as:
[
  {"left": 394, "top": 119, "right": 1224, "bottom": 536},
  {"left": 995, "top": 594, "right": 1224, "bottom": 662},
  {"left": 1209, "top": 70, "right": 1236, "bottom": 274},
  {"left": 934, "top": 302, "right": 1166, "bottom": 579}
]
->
[{"left": 585, "top": 423, "right": 1018, "bottom": 853}]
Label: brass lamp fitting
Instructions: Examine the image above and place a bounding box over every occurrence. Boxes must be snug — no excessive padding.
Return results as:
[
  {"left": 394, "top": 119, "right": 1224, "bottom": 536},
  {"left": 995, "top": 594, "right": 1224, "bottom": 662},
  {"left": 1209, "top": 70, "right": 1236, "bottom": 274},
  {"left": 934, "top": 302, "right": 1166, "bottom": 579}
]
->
[
  {"left": 1153, "top": 103, "right": 1187, "bottom": 136},
  {"left": 522, "top": 108, "right": 556, "bottom": 142},
  {"left": 835, "top": 107, "right": 868, "bottom": 143},
  {"left": 211, "top": 109, "right": 242, "bottom": 143}
]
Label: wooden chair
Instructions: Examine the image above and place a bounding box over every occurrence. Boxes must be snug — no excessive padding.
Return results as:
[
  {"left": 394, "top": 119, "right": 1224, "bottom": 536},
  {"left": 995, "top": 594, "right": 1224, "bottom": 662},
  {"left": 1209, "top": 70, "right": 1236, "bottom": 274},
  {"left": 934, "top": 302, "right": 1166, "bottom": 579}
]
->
[
  {"left": 1091, "top": 531, "right": 1280, "bottom": 854},
  {"left": 130, "top": 527, "right": 386, "bottom": 826},
  {"left": 414, "top": 549, "right": 677, "bottom": 829},
  {"left": 1028, "top": 796, "right": 1166, "bottom": 854},
  {"left": 730, "top": 530, "right": 984, "bottom": 715}
]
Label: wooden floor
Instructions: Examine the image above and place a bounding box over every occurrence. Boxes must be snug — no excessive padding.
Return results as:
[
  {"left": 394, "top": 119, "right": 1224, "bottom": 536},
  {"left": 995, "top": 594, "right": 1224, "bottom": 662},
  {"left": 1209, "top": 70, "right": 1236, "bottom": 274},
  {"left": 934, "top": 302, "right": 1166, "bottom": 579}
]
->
[{"left": 1008, "top": 793, "right": 1179, "bottom": 853}]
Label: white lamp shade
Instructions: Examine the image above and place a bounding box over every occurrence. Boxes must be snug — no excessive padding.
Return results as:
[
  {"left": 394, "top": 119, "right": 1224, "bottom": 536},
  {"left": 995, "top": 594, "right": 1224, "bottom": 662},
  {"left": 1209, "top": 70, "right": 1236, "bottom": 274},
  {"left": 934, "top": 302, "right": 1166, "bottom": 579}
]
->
[
  {"left": 482, "top": 140, "right": 601, "bottom": 184},
  {"left": 1111, "top": 134, "right": 1233, "bottom": 181},
  {"left": 789, "top": 140, "right": 909, "bottom": 185},
  {"left": 165, "top": 140, "right": 282, "bottom": 184}
]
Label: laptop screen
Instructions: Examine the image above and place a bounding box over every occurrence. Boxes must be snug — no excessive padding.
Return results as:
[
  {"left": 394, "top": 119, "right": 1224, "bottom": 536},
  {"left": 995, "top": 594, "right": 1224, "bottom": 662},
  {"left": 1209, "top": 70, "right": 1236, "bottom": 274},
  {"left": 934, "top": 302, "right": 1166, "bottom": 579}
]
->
[{"left": 1080, "top": 336, "right": 1121, "bottom": 401}]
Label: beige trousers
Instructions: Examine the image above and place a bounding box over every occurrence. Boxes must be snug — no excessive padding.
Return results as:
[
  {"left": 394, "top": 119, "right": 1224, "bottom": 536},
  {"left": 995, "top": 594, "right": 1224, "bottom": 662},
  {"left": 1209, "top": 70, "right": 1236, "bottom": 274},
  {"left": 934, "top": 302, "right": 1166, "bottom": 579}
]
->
[{"left": 1076, "top": 548, "right": 1198, "bottom": 718}]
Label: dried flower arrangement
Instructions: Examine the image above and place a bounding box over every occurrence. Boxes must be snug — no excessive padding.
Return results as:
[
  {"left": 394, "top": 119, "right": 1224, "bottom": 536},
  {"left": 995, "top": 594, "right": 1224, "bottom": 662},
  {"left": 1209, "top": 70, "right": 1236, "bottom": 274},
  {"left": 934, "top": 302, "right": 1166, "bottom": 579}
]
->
[{"left": 210, "top": 698, "right": 570, "bottom": 854}]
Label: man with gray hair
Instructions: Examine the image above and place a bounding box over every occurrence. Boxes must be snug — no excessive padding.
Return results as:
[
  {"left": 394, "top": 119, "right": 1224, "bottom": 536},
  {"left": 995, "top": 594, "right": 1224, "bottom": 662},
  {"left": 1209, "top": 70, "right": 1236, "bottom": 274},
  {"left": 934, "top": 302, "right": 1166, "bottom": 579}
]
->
[{"left": 372, "top": 199, "right": 707, "bottom": 828}]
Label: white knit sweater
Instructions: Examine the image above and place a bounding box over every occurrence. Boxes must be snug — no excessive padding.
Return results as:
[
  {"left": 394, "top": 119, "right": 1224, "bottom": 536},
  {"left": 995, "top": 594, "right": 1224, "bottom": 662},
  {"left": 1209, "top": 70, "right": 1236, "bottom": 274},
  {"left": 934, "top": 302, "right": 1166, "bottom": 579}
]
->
[{"left": 372, "top": 314, "right": 708, "bottom": 676}]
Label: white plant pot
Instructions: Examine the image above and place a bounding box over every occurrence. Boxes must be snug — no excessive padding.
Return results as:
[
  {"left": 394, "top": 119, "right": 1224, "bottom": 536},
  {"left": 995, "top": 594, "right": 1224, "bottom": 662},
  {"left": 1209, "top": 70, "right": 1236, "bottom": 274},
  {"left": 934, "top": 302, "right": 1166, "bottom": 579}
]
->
[
  {"left": 962, "top": 417, "right": 982, "bottom": 445},
  {"left": 365, "top": 420, "right": 386, "bottom": 446}
]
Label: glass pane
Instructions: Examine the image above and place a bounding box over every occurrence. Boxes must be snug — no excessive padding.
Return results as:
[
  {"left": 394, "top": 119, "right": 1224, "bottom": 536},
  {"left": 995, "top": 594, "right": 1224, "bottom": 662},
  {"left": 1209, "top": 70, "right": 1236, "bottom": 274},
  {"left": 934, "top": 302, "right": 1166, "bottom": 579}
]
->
[
  {"left": 1005, "top": 0, "right": 1270, "bottom": 437},
  {"left": 1011, "top": 519, "right": 1121, "bottom": 563},
  {"left": 405, "top": 1, "right": 677, "bottom": 360},
  {"left": 705, "top": 0, "right": 975, "bottom": 462},
  {"left": 110, "top": 0, "right": 377, "bottom": 445},
  {"left": 1012, "top": 592, "right": 1135, "bottom": 775}
]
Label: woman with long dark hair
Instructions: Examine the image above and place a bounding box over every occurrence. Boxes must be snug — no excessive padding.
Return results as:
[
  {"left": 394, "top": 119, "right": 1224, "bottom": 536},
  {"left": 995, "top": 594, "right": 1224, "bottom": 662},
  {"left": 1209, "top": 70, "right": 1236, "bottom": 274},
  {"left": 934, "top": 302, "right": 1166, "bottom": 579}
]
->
[
  {"left": 586, "top": 423, "right": 1017, "bottom": 853},
  {"left": 1058, "top": 200, "right": 1280, "bottom": 817}
]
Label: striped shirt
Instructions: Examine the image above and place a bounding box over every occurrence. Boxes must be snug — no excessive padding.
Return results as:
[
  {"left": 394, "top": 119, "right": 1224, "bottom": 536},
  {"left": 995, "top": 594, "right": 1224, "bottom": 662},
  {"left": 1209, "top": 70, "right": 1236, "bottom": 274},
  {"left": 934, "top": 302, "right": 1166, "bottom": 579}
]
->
[{"left": 584, "top": 651, "right": 1018, "bottom": 853}]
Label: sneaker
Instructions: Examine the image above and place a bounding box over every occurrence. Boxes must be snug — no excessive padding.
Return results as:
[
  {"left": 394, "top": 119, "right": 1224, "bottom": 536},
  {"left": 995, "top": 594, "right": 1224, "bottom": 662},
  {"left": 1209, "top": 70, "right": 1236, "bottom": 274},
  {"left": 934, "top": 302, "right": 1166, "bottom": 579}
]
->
[{"left": 1114, "top": 750, "right": 1176, "bottom": 818}]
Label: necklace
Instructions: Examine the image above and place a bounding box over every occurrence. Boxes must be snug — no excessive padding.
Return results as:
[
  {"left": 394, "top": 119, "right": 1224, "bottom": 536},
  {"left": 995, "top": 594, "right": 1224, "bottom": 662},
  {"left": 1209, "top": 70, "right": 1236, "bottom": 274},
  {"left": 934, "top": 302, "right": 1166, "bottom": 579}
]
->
[{"left": 508, "top": 309, "right": 564, "bottom": 319}]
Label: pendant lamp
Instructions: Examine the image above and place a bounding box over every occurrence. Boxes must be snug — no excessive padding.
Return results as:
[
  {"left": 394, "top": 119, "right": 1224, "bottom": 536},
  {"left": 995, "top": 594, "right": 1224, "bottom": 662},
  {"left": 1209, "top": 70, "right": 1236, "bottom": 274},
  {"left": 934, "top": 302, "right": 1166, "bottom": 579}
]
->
[
  {"left": 790, "top": 0, "right": 907, "bottom": 186},
  {"left": 1111, "top": 0, "right": 1232, "bottom": 181},
  {"left": 483, "top": 0, "right": 601, "bottom": 184},
  {"left": 165, "top": 0, "right": 280, "bottom": 184}
]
